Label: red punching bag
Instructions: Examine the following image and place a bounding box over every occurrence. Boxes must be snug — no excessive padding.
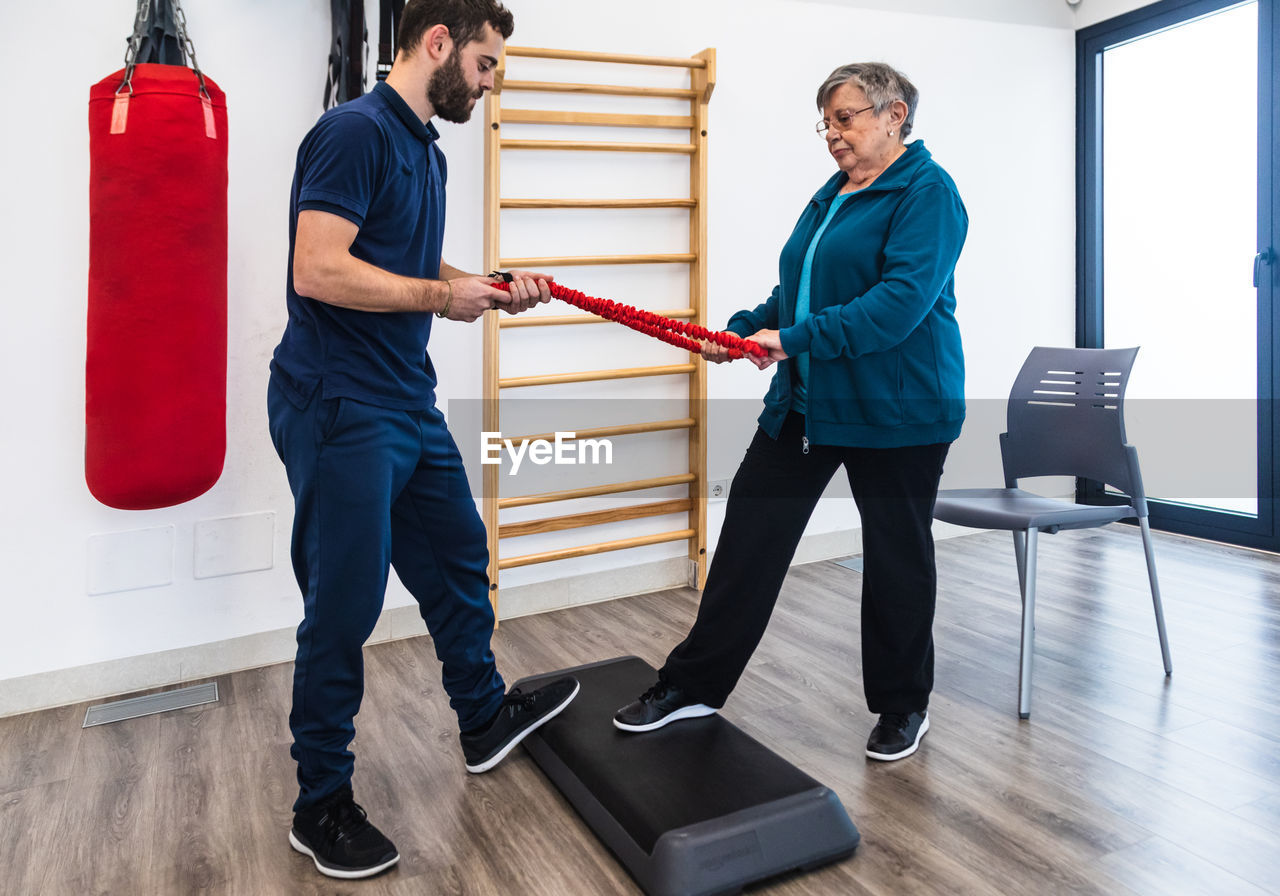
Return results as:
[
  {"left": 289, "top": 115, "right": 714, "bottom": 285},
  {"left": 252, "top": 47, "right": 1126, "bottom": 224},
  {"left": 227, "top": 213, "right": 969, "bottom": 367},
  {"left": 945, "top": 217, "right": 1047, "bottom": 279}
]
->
[{"left": 86, "top": 3, "right": 227, "bottom": 510}]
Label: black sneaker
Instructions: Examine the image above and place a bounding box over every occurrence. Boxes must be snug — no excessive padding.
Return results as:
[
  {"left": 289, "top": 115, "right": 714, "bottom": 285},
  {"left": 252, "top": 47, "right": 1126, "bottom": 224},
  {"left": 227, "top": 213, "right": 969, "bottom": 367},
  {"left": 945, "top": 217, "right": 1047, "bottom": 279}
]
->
[
  {"left": 289, "top": 787, "right": 399, "bottom": 879},
  {"left": 865, "top": 711, "right": 929, "bottom": 761},
  {"left": 613, "top": 678, "right": 717, "bottom": 732},
  {"left": 460, "top": 677, "right": 580, "bottom": 773}
]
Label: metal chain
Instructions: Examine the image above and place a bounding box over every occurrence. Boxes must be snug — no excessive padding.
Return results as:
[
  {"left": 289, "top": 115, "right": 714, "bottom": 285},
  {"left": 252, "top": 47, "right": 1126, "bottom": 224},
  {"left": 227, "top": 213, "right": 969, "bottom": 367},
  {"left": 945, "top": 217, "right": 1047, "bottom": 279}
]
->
[
  {"left": 171, "top": 0, "right": 210, "bottom": 97},
  {"left": 117, "top": 0, "right": 152, "bottom": 95},
  {"left": 172, "top": 0, "right": 200, "bottom": 73}
]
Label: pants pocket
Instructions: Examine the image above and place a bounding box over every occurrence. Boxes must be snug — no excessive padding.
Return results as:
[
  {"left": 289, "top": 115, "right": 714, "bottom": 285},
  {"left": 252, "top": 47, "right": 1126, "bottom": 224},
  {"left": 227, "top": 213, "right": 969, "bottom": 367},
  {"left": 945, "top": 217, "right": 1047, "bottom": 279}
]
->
[{"left": 317, "top": 397, "right": 347, "bottom": 443}]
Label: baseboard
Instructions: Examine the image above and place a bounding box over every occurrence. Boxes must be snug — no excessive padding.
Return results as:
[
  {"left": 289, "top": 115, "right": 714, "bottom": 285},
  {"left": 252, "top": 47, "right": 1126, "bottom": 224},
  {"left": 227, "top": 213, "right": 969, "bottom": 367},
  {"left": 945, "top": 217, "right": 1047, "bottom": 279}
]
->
[{"left": 0, "top": 524, "right": 904, "bottom": 718}]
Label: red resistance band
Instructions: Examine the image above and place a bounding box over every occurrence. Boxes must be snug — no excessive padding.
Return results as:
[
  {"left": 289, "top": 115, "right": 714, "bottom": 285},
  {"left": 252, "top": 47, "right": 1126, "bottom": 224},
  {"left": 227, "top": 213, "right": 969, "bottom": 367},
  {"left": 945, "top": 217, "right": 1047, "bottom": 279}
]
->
[{"left": 489, "top": 273, "right": 768, "bottom": 360}]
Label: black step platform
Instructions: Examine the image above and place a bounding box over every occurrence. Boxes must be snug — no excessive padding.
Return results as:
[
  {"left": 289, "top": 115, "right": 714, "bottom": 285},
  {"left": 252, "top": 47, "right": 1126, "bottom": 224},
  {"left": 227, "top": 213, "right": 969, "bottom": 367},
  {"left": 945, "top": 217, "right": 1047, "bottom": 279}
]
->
[{"left": 514, "top": 656, "right": 860, "bottom": 896}]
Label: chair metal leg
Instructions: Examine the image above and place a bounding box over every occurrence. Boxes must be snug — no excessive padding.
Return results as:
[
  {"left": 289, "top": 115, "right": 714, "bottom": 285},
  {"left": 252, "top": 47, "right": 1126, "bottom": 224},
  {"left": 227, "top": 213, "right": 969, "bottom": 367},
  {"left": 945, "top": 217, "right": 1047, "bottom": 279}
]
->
[
  {"left": 1012, "top": 530, "right": 1027, "bottom": 605},
  {"left": 1138, "top": 516, "right": 1173, "bottom": 676},
  {"left": 1018, "top": 527, "right": 1038, "bottom": 719}
]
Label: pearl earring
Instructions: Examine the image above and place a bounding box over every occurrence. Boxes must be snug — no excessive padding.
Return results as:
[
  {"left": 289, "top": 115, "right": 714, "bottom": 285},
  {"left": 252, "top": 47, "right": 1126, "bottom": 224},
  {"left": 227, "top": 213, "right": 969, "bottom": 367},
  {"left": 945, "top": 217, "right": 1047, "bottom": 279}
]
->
[{"left": 888, "top": 130, "right": 895, "bottom": 136}]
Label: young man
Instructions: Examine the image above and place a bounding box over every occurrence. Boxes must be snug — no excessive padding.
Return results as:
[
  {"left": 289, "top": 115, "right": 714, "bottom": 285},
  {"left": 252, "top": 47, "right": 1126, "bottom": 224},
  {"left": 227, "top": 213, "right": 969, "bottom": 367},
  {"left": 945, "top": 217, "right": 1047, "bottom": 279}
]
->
[{"left": 268, "top": 0, "right": 577, "bottom": 880}]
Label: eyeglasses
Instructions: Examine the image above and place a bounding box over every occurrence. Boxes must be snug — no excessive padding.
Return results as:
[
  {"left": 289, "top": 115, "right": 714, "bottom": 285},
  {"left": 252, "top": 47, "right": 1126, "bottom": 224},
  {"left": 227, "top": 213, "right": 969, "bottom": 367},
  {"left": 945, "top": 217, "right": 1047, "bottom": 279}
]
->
[{"left": 815, "top": 105, "right": 875, "bottom": 136}]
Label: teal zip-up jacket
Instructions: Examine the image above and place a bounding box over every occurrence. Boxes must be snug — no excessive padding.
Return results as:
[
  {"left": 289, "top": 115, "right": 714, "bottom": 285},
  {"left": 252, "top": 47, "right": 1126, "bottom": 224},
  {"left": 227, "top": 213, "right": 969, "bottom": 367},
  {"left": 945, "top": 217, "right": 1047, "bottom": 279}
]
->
[{"left": 726, "top": 140, "right": 967, "bottom": 449}]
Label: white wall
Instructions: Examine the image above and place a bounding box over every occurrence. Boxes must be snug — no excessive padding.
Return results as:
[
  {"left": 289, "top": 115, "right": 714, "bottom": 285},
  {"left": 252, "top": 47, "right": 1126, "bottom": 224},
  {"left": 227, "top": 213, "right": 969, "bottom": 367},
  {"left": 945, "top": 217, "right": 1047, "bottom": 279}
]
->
[
  {"left": 0, "top": 0, "right": 1078, "bottom": 713},
  {"left": 1073, "top": 0, "right": 1163, "bottom": 29}
]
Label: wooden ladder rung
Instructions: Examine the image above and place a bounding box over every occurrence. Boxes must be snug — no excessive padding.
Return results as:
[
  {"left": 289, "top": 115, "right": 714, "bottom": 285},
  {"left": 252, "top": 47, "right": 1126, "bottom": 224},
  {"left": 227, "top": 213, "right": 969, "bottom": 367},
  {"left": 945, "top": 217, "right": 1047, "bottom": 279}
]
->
[
  {"left": 500, "top": 364, "right": 696, "bottom": 389},
  {"left": 499, "top": 253, "right": 695, "bottom": 267},
  {"left": 501, "top": 139, "right": 695, "bottom": 154},
  {"left": 499, "top": 499, "right": 694, "bottom": 539},
  {"left": 500, "top": 198, "right": 696, "bottom": 209},
  {"left": 499, "top": 473, "right": 696, "bottom": 510},
  {"left": 505, "top": 46, "right": 709, "bottom": 69},
  {"left": 502, "top": 109, "right": 695, "bottom": 129},
  {"left": 505, "top": 418, "right": 695, "bottom": 446},
  {"left": 501, "top": 80, "right": 698, "bottom": 99},
  {"left": 498, "top": 529, "right": 696, "bottom": 569},
  {"left": 500, "top": 308, "right": 694, "bottom": 328}
]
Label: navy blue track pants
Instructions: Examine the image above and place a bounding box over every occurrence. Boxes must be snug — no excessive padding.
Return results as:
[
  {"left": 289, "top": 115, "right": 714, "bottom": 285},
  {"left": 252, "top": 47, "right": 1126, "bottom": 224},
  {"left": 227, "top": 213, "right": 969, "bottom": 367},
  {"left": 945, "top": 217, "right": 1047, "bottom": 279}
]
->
[{"left": 268, "top": 376, "right": 505, "bottom": 811}]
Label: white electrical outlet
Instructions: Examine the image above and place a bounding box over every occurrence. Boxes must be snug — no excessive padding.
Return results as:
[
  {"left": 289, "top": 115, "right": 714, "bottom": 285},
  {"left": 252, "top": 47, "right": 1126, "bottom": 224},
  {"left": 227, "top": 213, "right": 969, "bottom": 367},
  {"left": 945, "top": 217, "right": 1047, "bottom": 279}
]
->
[{"left": 708, "top": 479, "right": 731, "bottom": 500}]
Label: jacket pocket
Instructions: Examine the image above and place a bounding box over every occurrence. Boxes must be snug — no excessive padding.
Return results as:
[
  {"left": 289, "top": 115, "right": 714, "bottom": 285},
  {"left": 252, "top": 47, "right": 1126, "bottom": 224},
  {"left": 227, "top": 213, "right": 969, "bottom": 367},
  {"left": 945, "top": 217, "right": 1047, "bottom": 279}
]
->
[
  {"left": 807, "top": 351, "right": 904, "bottom": 427},
  {"left": 855, "top": 351, "right": 904, "bottom": 426},
  {"left": 898, "top": 330, "right": 944, "bottom": 424}
]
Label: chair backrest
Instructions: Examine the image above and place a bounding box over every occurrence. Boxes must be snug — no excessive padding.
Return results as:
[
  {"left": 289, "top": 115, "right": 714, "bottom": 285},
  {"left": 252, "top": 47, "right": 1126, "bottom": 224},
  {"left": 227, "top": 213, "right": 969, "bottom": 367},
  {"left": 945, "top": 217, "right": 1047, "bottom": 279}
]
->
[{"left": 1000, "top": 346, "right": 1148, "bottom": 515}]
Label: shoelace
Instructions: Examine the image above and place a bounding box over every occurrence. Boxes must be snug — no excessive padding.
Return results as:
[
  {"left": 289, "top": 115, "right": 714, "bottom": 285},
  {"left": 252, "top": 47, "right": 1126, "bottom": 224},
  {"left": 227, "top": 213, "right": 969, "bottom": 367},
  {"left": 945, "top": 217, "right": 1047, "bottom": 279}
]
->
[
  {"left": 639, "top": 681, "right": 671, "bottom": 703},
  {"left": 879, "top": 713, "right": 911, "bottom": 730},
  {"left": 502, "top": 687, "right": 539, "bottom": 715},
  {"left": 318, "top": 799, "right": 373, "bottom": 847}
]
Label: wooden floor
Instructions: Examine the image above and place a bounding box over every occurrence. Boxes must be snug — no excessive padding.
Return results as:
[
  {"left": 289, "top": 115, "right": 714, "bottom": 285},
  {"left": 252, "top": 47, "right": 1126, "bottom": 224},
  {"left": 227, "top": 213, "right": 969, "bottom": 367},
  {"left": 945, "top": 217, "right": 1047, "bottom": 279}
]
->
[{"left": 4, "top": 526, "right": 1280, "bottom": 895}]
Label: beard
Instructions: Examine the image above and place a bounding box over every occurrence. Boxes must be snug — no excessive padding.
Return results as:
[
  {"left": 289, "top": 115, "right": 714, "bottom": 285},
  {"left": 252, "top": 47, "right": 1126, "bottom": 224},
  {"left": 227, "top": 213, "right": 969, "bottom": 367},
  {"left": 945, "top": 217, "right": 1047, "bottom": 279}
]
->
[{"left": 428, "top": 49, "right": 482, "bottom": 123}]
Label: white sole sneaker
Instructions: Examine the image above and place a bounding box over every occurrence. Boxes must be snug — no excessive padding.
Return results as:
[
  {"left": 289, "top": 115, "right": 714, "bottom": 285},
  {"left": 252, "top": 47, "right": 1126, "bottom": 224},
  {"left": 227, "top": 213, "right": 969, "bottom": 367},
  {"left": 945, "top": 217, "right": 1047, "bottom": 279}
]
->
[
  {"left": 288, "top": 829, "right": 400, "bottom": 879},
  {"left": 613, "top": 702, "right": 717, "bottom": 733},
  {"left": 465, "top": 679, "right": 581, "bottom": 773},
  {"left": 866, "top": 714, "right": 930, "bottom": 761}
]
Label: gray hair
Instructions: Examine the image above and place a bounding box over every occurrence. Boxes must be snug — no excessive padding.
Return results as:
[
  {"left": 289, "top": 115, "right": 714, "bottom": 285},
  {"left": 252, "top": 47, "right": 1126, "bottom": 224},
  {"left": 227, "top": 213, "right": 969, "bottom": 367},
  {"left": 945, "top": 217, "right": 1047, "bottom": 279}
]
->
[{"left": 816, "top": 62, "right": 919, "bottom": 139}]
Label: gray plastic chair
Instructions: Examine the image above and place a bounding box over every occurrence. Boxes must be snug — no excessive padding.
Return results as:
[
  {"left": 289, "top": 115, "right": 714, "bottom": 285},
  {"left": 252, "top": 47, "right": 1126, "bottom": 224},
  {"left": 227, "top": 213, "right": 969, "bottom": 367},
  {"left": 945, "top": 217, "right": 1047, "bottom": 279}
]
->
[{"left": 933, "top": 346, "right": 1172, "bottom": 718}]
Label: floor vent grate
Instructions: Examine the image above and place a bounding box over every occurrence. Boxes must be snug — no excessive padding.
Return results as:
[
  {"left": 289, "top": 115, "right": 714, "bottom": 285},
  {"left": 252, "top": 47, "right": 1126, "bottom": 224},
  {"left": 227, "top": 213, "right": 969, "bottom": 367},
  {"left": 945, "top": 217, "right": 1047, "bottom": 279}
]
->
[{"left": 82, "top": 682, "right": 219, "bottom": 728}]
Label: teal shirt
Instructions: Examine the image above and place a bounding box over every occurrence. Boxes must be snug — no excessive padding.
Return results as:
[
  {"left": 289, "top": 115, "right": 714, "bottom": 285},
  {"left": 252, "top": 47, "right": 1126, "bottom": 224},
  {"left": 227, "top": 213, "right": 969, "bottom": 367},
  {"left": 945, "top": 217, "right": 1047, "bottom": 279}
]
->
[{"left": 792, "top": 192, "right": 852, "bottom": 414}]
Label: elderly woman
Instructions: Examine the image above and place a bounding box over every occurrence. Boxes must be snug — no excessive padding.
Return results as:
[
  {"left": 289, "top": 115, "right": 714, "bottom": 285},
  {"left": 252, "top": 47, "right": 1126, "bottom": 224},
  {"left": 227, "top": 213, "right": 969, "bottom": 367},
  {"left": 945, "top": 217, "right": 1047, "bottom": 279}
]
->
[{"left": 614, "top": 62, "right": 967, "bottom": 761}]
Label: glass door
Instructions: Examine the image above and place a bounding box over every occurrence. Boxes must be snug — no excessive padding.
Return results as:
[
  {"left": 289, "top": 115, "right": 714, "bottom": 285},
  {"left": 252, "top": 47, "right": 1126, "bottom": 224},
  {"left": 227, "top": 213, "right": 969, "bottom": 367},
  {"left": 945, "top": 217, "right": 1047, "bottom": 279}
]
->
[{"left": 1078, "top": 0, "right": 1278, "bottom": 550}]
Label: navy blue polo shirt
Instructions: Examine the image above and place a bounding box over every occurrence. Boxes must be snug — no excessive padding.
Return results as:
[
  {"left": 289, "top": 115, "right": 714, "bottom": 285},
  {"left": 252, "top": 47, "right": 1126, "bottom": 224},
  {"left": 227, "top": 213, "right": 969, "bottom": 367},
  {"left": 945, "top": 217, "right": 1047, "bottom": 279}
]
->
[{"left": 271, "top": 81, "right": 447, "bottom": 410}]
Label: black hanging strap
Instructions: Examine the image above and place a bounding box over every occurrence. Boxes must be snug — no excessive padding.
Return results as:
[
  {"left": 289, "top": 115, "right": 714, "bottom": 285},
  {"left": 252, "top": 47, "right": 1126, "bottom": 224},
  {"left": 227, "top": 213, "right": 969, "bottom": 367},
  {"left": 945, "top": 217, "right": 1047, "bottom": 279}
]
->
[
  {"left": 324, "top": 0, "right": 367, "bottom": 109},
  {"left": 133, "top": 0, "right": 186, "bottom": 65},
  {"left": 377, "top": 0, "right": 405, "bottom": 82}
]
